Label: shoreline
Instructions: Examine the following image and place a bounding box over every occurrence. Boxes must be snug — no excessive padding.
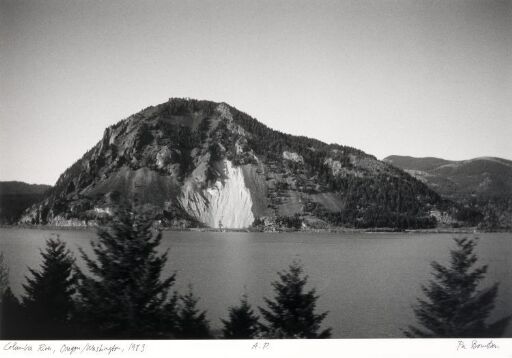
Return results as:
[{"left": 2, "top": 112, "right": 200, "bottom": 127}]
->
[{"left": 1, "top": 224, "right": 509, "bottom": 234}]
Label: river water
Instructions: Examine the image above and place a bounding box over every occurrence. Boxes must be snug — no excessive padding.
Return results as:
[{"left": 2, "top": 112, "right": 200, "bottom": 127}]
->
[{"left": 1, "top": 228, "right": 510, "bottom": 338}]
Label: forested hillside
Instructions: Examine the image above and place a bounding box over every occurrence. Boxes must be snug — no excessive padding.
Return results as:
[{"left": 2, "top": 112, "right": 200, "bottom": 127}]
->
[
  {"left": 0, "top": 182, "right": 51, "bottom": 224},
  {"left": 21, "top": 98, "right": 464, "bottom": 230},
  {"left": 385, "top": 155, "right": 512, "bottom": 229}
]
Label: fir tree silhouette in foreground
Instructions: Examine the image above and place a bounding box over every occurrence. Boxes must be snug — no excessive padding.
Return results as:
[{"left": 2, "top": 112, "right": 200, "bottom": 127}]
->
[
  {"left": 0, "top": 287, "right": 24, "bottom": 339},
  {"left": 0, "top": 252, "right": 8, "bottom": 296},
  {"left": 21, "top": 236, "right": 77, "bottom": 339},
  {"left": 76, "top": 205, "right": 177, "bottom": 338},
  {"left": 404, "top": 237, "right": 510, "bottom": 338},
  {"left": 259, "top": 260, "right": 331, "bottom": 338},
  {"left": 221, "top": 293, "right": 260, "bottom": 339},
  {"left": 0, "top": 252, "right": 25, "bottom": 339},
  {"left": 174, "top": 285, "right": 212, "bottom": 339}
]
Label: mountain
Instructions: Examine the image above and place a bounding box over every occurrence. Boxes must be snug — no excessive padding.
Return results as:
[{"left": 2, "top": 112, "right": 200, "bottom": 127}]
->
[
  {"left": 0, "top": 181, "right": 51, "bottom": 224},
  {"left": 384, "top": 155, "right": 512, "bottom": 229},
  {"left": 381, "top": 156, "right": 453, "bottom": 172},
  {"left": 21, "top": 98, "right": 461, "bottom": 230}
]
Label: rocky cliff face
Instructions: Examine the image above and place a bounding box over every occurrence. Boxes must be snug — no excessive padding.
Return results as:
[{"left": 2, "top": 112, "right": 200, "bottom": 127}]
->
[
  {"left": 21, "top": 98, "right": 460, "bottom": 229},
  {"left": 178, "top": 159, "right": 254, "bottom": 228}
]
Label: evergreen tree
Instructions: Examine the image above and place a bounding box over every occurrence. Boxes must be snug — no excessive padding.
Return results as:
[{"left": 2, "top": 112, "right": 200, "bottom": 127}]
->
[
  {"left": 0, "top": 252, "right": 8, "bottom": 297},
  {"left": 21, "top": 236, "right": 77, "bottom": 339},
  {"left": 404, "top": 237, "right": 510, "bottom": 338},
  {"left": 0, "top": 252, "right": 25, "bottom": 339},
  {"left": 76, "top": 205, "right": 177, "bottom": 338},
  {"left": 174, "top": 285, "right": 212, "bottom": 339},
  {"left": 221, "top": 293, "right": 260, "bottom": 339},
  {"left": 0, "top": 288, "right": 25, "bottom": 339},
  {"left": 259, "top": 261, "right": 331, "bottom": 338}
]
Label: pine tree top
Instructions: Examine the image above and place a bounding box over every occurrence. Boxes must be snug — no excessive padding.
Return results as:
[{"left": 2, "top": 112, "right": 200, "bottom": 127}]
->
[
  {"left": 259, "top": 260, "right": 331, "bottom": 338},
  {"left": 175, "top": 285, "right": 211, "bottom": 339},
  {"left": 22, "top": 236, "right": 76, "bottom": 314},
  {"left": 221, "top": 294, "right": 260, "bottom": 339},
  {"left": 405, "top": 237, "right": 511, "bottom": 338},
  {"left": 76, "top": 205, "right": 177, "bottom": 338}
]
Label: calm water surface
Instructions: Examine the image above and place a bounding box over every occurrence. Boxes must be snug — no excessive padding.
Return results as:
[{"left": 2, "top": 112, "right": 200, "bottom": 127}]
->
[{"left": 1, "top": 228, "right": 511, "bottom": 338}]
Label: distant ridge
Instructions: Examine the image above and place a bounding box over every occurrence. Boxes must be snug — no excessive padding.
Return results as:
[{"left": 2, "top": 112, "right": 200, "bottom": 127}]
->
[
  {"left": 384, "top": 155, "right": 512, "bottom": 229},
  {"left": 382, "top": 156, "right": 452, "bottom": 172},
  {"left": 0, "top": 181, "right": 51, "bottom": 224}
]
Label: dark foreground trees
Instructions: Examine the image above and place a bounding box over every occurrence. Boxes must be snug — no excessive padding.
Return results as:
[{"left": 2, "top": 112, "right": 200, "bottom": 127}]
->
[
  {"left": 259, "top": 260, "right": 332, "bottom": 338},
  {"left": 0, "top": 287, "right": 24, "bottom": 339},
  {"left": 404, "top": 237, "right": 510, "bottom": 338},
  {"left": 0, "top": 252, "right": 24, "bottom": 339},
  {"left": 174, "top": 285, "right": 212, "bottom": 339},
  {"left": 22, "top": 236, "right": 77, "bottom": 339},
  {"left": 1, "top": 238, "right": 77, "bottom": 339},
  {"left": 0, "top": 253, "right": 8, "bottom": 295},
  {"left": 76, "top": 206, "right": 177, "bottom": 338},
  {"left": 222, "top": 294, "right": 260, "bottom": 339},
  {"left": 1, "top": 207, "right": 334, "bottom": 339}
]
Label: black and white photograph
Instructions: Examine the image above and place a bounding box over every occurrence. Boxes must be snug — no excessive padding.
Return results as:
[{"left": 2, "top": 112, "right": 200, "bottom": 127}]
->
[{"left": 0, "top": 0, "right": 511, "bottom": 356}]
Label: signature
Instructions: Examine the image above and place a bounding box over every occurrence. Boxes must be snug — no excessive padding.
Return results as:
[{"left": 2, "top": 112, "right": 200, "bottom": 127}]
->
[{"left": 457, "top": 340, "right": 499, "bottom": 351}]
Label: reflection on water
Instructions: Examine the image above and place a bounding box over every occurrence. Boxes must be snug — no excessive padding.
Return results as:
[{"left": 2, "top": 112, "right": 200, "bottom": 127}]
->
[{"left": 1, "top": 228, "right": 511, "bottom": 338}]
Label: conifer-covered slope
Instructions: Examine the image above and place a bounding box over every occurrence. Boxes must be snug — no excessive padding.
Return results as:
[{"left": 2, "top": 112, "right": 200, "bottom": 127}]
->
[
  {"left": 384, "top": 155, "right": 512, "bottom": 229},
  {"left": 21, "top": 98, "right": 462, "bottom": 229},
  {"left": 0, "top": 181, "right": 51, "bottom": 224}
]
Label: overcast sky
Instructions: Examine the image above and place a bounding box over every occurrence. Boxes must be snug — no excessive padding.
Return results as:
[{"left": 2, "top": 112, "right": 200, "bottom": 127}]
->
[{"left": 1, "top": 0, "right": 510, "bottom": 185}]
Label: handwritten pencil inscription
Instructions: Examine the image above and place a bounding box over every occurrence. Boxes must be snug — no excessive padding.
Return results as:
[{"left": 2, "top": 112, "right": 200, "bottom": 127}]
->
[{"left": 456, "top": 340, "right": 499, "bottom": 351}]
